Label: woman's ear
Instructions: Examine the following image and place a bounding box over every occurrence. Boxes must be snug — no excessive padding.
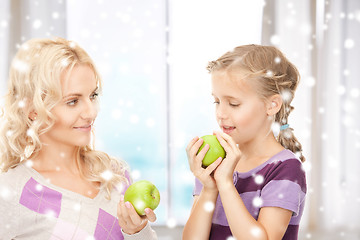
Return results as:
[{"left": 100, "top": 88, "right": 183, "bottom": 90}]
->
[
  {"left": 28, "top": 110, "right": 37, "bottom": 121},
  {"left": 266, "top": 94, "right": 283, "bottom": 116}
]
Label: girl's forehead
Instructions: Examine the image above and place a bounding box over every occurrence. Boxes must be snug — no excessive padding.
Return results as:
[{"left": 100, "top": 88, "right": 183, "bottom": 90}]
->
[{"left": 212, "top": 70, "right": 253, "bottom": 92}]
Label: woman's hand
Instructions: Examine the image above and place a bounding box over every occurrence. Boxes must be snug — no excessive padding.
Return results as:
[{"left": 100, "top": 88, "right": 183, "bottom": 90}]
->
[
  {"left": 213, "top": 131, "right": 241, "bottom": 187},
  {"left": 117, "top": 195, "right": 157, "bottom": 235},
  {"left": 186, "top": 136, "right": 222, "bottom": 192}
]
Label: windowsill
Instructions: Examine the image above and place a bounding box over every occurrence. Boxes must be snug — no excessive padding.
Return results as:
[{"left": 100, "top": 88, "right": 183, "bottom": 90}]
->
[{"left": 152, "top": 225, "right": 360, "bottom": 240}]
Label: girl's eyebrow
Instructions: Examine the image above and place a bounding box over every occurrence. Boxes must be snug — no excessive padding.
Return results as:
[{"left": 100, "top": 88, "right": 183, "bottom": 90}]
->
[
  {"left": 212, "top": 93, "right": 240, "bottom": 100},
  {"left": 63, "top": 87, "right": 98, "bottom": 99}
]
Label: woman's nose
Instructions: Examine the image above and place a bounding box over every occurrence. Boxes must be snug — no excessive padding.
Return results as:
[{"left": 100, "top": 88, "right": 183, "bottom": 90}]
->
[{"left": 81, "top": 100, "right": 98, "bottom": 120}]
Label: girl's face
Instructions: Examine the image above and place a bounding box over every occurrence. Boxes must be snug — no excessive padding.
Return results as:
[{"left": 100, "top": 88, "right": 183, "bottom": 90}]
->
[
  {"left": 211, "top": 70, "right": 272, "bottom": 145},
  {"left": 40, "top": 64, "right": 99, "bottom": 149}
]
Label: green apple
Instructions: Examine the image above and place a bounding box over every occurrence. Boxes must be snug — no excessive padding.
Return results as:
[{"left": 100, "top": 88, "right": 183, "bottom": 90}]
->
[
  {"left": 124, "top": 180, "right": 160, "bottom": 215},
  {"left": 197, "top": 135, "right": 226, "bottom": 167}
]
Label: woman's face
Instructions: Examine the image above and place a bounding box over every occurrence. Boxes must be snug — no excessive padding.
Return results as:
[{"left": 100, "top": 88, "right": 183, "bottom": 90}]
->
[{"left": 39, "top": 64, "right": 99, "bottom": 149}]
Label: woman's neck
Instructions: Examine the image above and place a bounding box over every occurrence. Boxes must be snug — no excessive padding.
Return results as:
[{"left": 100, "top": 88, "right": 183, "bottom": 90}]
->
[{"left": 31, "top": 144, "right": 81, "bottom": 175}]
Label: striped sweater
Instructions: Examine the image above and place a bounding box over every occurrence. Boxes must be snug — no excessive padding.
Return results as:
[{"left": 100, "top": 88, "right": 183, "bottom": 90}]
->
[{"left": 194, "top": 149, "right": 307, "bottom": 240}]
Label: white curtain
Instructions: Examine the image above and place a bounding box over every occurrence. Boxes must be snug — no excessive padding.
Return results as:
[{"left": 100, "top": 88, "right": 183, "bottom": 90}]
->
[
  {"left": 0, "top": 0, "right": 66, "bottom": 96},
  {"left": 263, "top": 0, "right": 360, "bottom": 237}
]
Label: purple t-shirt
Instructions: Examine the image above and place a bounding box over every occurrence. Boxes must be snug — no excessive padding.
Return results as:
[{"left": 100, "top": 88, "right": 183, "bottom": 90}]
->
[{"left": 193, "top": 149, "right": 307, "bottom": 240}]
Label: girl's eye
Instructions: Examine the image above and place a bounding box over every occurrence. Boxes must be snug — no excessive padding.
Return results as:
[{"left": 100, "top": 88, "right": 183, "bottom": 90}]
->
[
  {"left": 213, "top": 101, "right": 220, "bottom": 104},
  {"left": 229, "top": 103, "right": 240, "bottom": 107}
]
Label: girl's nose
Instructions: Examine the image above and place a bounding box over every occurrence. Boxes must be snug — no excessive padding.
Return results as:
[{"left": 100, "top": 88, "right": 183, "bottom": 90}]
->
[{"left": 216, "top": 104, "right": 227, "bottom": 120}]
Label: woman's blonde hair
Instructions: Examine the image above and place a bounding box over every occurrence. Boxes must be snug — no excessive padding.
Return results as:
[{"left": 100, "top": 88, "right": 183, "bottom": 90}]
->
[
  {"left": 207, "top": 44, "right": 305, "bottom": 162},
  {"left": 0, "top": 37, "right": 128, "bottom": 197}
]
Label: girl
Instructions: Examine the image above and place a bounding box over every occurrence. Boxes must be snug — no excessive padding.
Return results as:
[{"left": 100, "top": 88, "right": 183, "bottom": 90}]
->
[
  {"left": 0, "top": 38, "right": 157, "bottom": 239},
  {"left": 183, "top": 45, "right": 306, "bottom": 240}
]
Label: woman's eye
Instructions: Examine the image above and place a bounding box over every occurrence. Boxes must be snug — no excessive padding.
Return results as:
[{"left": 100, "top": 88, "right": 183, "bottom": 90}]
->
[
  {"left": 66, "top": 99, "right": 78, "bottom": 106},
  {"left": 90, "top": 92, "right": 99, "bottom": 100}
]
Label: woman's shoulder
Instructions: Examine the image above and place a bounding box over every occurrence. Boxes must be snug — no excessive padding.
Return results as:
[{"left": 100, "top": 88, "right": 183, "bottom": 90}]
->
[{"left": 0, "top": 163, "right": 32, "bottom": 194}]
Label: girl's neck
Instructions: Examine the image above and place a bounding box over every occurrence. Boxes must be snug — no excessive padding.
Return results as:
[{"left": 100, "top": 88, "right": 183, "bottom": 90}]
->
[{"left": 238, "top": 133, "right": 284, "bottom": 163}]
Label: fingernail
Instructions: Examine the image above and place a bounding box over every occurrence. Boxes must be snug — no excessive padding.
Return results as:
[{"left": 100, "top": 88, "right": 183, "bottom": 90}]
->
[
  {"left": 125, "top": 201, "right": 131, "bottom": 209},
  {"left": 145, "top": 208, "right": 151, "bottom": 214}
]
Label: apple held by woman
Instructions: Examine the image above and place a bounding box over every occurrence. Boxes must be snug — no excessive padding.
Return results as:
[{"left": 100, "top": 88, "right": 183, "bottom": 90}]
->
[
  {"left": 197, "top": 135, "right": 226, "bottom": 167},
  {"left": 124, "top": 180, "right": 160, "bottom": 216}
]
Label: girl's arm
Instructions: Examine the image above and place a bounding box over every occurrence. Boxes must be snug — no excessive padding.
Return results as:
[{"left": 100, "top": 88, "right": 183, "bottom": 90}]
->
[
  {"left": 217, "top": 182, "right": 292, "bottom": 240},
  {"left": 214, "top": 132, "right": 292, "bottom": 239},
  {"left": 182, "top": 188, "right": 218, "bottom": 240},
  {"left": 182, "top": 136, "right": 223, "bottom": 240}
]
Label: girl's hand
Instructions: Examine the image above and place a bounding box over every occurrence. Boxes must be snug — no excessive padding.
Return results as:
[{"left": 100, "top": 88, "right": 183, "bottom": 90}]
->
[
  {"left": 117, "top": 195, "right": 157, "bottom": 235},
  {"left": 213, "top": 131, "right": 241, "bottom": 187},
  {"left": 186, "top": 136, "right": 222, "bottom": 192}
]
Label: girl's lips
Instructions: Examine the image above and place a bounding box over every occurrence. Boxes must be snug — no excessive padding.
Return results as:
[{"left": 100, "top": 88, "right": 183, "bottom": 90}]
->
[{"left": 222, "top": 126, "right": 236, "bottom": 134}]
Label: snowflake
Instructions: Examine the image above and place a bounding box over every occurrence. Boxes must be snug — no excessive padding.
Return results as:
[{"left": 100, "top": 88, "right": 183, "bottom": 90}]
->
[
  {"left": 226, "top": 237, "right": 236, "bottom": 240},
  {"left": 6, "top": 130, "right": 13, "bottom": 137},
  {"left": 250, "top": 227, "right": 262, "bottom": 237},
  {"left": 52, "top": 12, "right": 59, "bottom": 19},
  {"left": 270, "top": 35, "right": 280, "bottom": 45},
  {"left": 254, "top": 174, "right": 264, "bottom": 185},
  {"left": 280, "top": 89, "right": 292, "bottom": 103},
  {"left": 73, "top": 203, "right": 81, "bottom": 211},
  {"left": 25, "top": 160, "right": 34, "bottom": 168},
  {"left": 203, "top": 201, "right": 215, "bottom": 212},
  {"left": 166, "top": 217, "right": 177, "bottom": 228},
  {"left": 1, "top": 20, "right": 8, "bottom": 28},
  {"left": 27, "top": 128, "right": 35, "bottom": 137},
  {"left": 12, "top": 59, "right": 29, "bottom": 73},
  {"left": 101, "top": 170, "right": 113, "bottom": 181},
  {"left": 33, "top": 19, "right": 42, "bottom": 29},
  {"left": 252, "top": 196, "right": 263, "bottom": 207},
  {"left": 350, "top": 88, "right": 359, "bottom": 98},
  {"left": 131, "top": 169, "right": 141, "bottom": 180},
  {"left": 305, "top": 76, "right": 316, "bottom": 87},
  {"left": 274, "top": 56, "right": 281, "bottom": 64},
  {"left": 35, "top": 184, "right": 43, "bottom": 192},
  {"left": 344, "top": 39, "right": 355, "bottom": 49},
  {"left": 265, "top": 70, "right": 273, "bottom": 77}
]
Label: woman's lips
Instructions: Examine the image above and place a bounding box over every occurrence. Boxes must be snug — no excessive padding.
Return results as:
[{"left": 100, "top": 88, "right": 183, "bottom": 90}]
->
[{"left": 74, "top": 125, "right": 92, "bottom": 132}]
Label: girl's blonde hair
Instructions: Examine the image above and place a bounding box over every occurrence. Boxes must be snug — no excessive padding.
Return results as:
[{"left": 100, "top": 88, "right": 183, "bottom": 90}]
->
[
  {"left": 0, "top": 37, "right": 128, "bottom": 197},
  {"left": 207, "top": 44, "right": 305, "bottom": 162}
]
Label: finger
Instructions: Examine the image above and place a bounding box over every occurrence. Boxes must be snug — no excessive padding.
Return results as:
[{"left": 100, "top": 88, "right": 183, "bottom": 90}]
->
[
  {"left": 189, "top": 138, "right": 205, "bottom": 159},
  {"left": 193, "top": 143, "right": 209, "bottom": 169},
  {"left": 125, "top": 201, "right": 143, "bottom": 226},
  {"left": 144, "top": 208, "right": 157, "bottom": 222},
  {"left": 204, "top": 157, "right": 223, "bottom": 174},
  {"left": 214, "top": 131, "right": 237, "bottom": 152},
  {"left": 186, "top": 136, "right": 199, "bottom": 153},
  {"left": 117, "top": 197, "right": 128, "bottom": 227},
  {"left": 120, "top": 196, "right": 132, "bottom": 224}
]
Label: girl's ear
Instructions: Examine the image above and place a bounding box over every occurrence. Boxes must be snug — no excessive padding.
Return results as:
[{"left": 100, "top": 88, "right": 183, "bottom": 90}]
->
[{"left": 266, "top": 94, "right": 283, "bottom": 116}]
